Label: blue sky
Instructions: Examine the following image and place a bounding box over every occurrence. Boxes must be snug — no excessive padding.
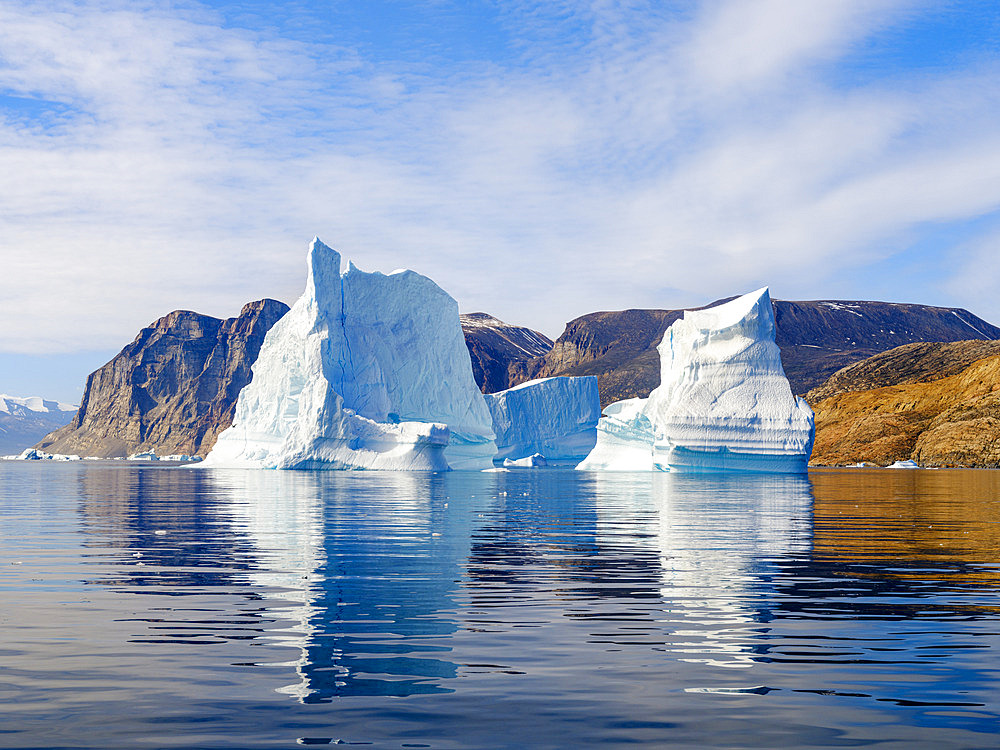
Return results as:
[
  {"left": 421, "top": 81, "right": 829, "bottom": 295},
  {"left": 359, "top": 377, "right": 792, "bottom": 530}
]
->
[{"left": 3, "top": 0, "right": 1000, "bottom": 402}]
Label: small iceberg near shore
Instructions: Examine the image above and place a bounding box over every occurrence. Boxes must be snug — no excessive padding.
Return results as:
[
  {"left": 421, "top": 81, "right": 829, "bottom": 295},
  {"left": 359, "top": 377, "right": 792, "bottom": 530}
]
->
[
  {"left": 203, "top": 238, "right": 496, "bottom": 471},
  {"left": 503, "top": 453, "right": 548, "bottom": 468},
  {"left": 578, "top": 288, "right": 814, "bottom": 474},
  {"left": 885, "top": 459, "right": 921, "bottom": 469},
  {"left": 484, "top": 376, "right": 600, "bottom": 465},
  {"left": 14, "top": 448, "right": 81, "bottom": 461}
]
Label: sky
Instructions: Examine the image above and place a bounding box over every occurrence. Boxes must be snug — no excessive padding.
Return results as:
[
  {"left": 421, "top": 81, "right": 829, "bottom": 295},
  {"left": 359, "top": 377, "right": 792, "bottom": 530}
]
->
[{"left": 3, "top": 0, "right": 1000, "bottom": 403}]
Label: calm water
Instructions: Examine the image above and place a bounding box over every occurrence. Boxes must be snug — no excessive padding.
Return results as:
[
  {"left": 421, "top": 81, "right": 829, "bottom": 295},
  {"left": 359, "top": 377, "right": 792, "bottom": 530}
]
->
[{"left": 2, "top": 464, "right": 1000, "bottom": 749}]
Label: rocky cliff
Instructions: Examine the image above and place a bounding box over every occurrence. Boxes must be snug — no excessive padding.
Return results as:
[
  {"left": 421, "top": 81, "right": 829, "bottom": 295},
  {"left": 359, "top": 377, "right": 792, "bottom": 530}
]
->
[
  {"left": 511, "top": 300, "right": 1000, "bottom": 407},
  {"left": 807, "top": 341, "right": 1000, "bottom": 467},
  {"left": 461, "top": 313, "right": 553, "bottom": 393},
  {"left": 36, "top": 299, "right": 289, "bottom": 458}
]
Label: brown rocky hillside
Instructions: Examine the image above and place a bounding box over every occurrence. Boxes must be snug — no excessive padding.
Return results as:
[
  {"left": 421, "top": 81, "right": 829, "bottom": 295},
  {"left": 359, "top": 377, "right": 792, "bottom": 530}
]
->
[
  {"left": 807, "top": 342, "right": 1000, "bottom": 467},
  {"left": 460, "top": 313, "right": 552, "bottom": 393}
]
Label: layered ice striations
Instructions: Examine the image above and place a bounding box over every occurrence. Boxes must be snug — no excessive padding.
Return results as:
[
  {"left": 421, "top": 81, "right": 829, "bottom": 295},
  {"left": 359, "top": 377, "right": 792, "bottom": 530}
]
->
[
  {"left": 204, "top": 239, "right": 496, "bottom": 471},
  {"left": 578, "top": 288, "right": 814, "bottom": 473},
  {"left": 484, "top": 376, "right": 600, "bottom": 465}
]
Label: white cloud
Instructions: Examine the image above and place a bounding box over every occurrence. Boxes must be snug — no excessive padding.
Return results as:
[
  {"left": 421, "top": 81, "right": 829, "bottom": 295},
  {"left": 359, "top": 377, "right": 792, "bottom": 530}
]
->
[
  {"left": 2, "top": 0, "right": 1000, "bottom": 357},
  {"left": 946, "top": 227, "right": 1000, "bottom": 325}
]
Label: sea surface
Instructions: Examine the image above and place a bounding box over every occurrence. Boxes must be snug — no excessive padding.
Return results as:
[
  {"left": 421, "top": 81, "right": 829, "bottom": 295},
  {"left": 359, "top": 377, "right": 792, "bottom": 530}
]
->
[{"left": 2, "top": 463, "right": 1000, "bottom": 749}]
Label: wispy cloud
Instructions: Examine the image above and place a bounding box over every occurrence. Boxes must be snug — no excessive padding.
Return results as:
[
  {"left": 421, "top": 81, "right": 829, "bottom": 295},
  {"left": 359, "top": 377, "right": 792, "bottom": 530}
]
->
[{"left": 3, "top": 0, "right": 1000, "bottom": 357}]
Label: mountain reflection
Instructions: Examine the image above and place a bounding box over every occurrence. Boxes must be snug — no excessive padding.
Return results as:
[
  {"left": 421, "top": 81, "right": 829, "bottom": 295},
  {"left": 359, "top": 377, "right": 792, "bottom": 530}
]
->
[
  {"left": 773, "top": 468, "right": 1000, "bottom": 620},
  {"left": 466, "top": 471, "right": 663, "bottom": 599},
  {"left": 77, "top": 465, "right": 259, "bottom": 591}
]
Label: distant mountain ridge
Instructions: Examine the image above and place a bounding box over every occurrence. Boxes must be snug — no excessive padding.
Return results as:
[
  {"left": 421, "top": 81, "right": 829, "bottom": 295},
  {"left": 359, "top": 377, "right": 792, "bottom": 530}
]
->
[
  {"left": 0, "top": 394, "right": 77, "bottom": 455},
  {"left": 460, "top": 312, "right": 553, "bottom": 393},
  {"left": 511, "top": 299, "right": 1000, "bottom": 406},
  {"left": 29, "top": 293, "right": 1000, "bottom": 461}
]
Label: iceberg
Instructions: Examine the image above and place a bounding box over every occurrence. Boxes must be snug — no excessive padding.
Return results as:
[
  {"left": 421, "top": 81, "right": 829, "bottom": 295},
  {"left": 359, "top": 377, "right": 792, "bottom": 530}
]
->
[
  {"left": 503, "top": 453, "right": 547, "bottom": 468},
  {"left": 484, "top": 376, "right": 600, "bottom": 465},
  {"left": 203, "top": 238, "right": 497, "bottom": 471},
  {"left": 576, "top": 398, "right": 654, "bottom": 471},
  {"left": 578, "top": 288, "right": 814, "bottom": 473},
  {"left": 15, "top": 448, "right": 81, "bottom": 461},
  {"left": 885, "top": 459, "right": 920, "bottom": 469}
]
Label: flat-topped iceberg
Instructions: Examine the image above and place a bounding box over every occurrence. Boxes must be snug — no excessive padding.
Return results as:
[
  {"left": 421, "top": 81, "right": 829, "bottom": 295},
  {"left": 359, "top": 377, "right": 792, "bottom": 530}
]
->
[
  {"left": 203, "top": 238, "right": 496, "bottom": 471},
  {"left": 484, "top": 376, "right": 600, "bottom": 465},
  {"left": 578, "top": 288, "right": 814, "bottom": 473}
]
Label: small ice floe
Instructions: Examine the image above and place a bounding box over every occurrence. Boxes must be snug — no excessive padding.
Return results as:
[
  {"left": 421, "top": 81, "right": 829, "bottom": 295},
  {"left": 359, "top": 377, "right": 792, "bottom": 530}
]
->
[
  {"left": 153, "top": 530, "right": 167, "bottom": 536},
  {"left": 127, "top": 451, "right": 159, "bottom": 461},
  {"left": 482, "top": 467, "right": 510, "bottom": 473},
  {"left": 684, "top": 685, "right": 778, "bottom": 695},
  {"left": 502, "top": 453, "right": 548, "bottom": 468},
  {"left": 885, "top": 459, "right": 921, "bottom": 469}
]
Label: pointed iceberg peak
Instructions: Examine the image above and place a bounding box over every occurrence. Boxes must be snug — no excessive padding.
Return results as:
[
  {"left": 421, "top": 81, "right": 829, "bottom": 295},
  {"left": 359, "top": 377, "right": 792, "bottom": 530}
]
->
[
  {"left": 682, "top": 286, "right": 774, "bottom": 339},
  {"left": 305, "top": 237, "right": 343, "bottom": 304}
]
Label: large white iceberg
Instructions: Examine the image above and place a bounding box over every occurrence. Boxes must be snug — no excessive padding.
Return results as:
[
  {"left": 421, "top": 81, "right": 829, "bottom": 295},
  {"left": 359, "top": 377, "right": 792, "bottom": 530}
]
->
[
  {"left": 484, "top": 376, "right": 600, "bottom": 465},
  {"left": 203, "top": 238, "right": 497, "bottom": 471},
  {"left": 578, "top": 288, "right": 814, "bottom": 473}
]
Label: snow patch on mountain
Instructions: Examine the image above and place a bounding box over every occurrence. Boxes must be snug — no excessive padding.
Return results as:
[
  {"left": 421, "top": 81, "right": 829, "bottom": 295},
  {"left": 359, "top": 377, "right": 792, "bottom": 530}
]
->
[{"left": 0, "top": 395, "right": 77, "bottom": 456}]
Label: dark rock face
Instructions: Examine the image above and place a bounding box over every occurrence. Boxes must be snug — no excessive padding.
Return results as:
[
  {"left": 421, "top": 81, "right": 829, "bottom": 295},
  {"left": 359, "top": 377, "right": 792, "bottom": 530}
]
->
[
  {"left": 36, "top": 299, "right": 289, "bottom": 458},
  {"left": 511, "top": 300, "right": 1000, "bottom": 407},
  {"left": 460, "top": 313, "right": 553, "bottom": 393},
  {"left": 773, "top": 301, "right": 1000, "bottom": 395},
  {"left": 509, "top": 308, "right": 685, "bottom": 407}
]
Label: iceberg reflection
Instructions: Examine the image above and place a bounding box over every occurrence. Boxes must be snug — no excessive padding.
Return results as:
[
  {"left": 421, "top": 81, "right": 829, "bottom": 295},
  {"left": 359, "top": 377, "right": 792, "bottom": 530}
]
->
[
  {"left": 211, "top": 470, "right": 479, "bottom": 701},
  {"left": 591, "top": 472, "right": 813, "bottom": 668}
]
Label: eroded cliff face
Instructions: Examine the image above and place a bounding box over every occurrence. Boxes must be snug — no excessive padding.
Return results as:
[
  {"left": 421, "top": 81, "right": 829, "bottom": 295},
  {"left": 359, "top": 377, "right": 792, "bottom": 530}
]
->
[
  {"left": 510, "top": 301, "right": 1000, "bottom": 407},
  {"left": 807, "top": 342, "right": 1000, "bottom": 467},
  {"left": 36, "top": 299, "right": 289, "bottom": 458}
]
